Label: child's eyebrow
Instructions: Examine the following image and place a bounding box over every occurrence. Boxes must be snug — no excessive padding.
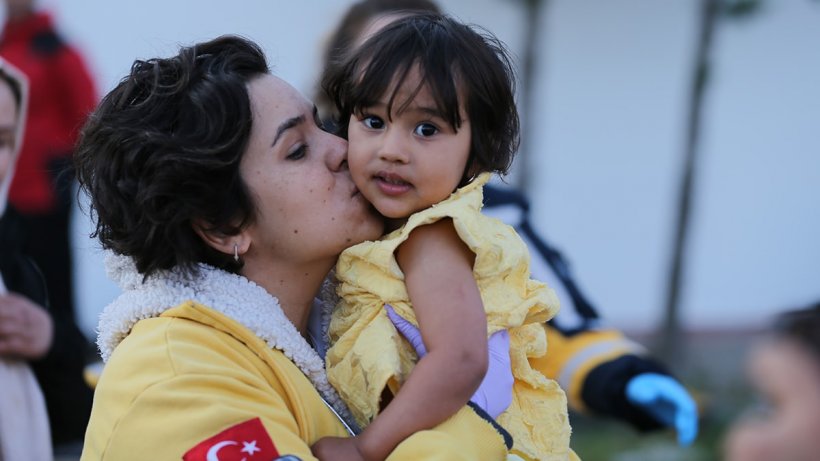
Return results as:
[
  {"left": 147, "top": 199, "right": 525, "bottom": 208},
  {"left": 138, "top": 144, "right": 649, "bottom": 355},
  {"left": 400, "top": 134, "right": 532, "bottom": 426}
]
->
[
  {"left": 358, "top": 100, "right": 446, "bottom": 120},
  {"left": 376, "top": 101, "right": 443, "bottom": 118},
  {"left": 411, "top": 106, "right": 444, "bottom": 118}
]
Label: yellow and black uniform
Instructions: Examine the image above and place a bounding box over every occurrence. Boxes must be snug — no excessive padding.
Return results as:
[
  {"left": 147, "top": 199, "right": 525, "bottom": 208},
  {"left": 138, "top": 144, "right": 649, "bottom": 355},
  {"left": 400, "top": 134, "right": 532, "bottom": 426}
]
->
[
  {"left": 82, "top": 255, "right": 510, "bottom": 460},
  {"left": 484, "top": 185, "right": 673, "bottom": 431}
]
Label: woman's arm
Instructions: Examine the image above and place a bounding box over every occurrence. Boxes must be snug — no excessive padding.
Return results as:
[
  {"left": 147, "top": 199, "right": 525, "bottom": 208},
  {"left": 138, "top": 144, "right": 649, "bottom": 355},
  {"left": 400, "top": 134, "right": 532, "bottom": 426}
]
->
[{"left": 357, "top": 219, "right": 488, "bottom": 460}]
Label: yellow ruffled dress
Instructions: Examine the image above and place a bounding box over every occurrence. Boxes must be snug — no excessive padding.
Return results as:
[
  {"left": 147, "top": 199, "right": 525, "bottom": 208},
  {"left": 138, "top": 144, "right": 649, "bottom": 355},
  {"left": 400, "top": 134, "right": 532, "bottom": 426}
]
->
[{"left": 327, "top": 174, "right": 574, "bottom": 460}]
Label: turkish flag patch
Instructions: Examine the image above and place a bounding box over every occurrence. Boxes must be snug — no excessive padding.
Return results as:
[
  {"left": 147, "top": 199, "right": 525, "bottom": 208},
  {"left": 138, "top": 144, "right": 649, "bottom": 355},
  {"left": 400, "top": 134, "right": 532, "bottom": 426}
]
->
[{"left": 183, "top": 417, "right": 279, "bottom": 461}]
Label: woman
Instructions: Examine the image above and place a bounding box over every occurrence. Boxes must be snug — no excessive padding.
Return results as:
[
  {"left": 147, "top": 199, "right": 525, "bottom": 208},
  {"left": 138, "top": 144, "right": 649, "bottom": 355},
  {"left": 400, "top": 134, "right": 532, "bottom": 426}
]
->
[
  {"left": 2, "top": 56, "right": 95, "bottom": 459},
  {"left": 0, "top": 55, "right": 52, "bottom": 461},
  {"left": 76, "top": 35, "right": 511, "bottom": 460}
]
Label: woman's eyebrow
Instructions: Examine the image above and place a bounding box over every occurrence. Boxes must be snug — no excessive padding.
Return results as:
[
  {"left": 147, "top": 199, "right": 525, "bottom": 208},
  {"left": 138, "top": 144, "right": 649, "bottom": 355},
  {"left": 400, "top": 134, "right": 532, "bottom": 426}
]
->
[{"left": 272, "top": 115, "right": 305, "bottom": 147}]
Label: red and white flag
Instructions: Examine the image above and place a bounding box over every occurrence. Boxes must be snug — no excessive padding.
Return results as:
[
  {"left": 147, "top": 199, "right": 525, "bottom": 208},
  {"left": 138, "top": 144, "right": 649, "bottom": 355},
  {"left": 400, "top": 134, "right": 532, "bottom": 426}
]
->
[{"left": 183, "top": 417, "right": 280, "bottom": 461}]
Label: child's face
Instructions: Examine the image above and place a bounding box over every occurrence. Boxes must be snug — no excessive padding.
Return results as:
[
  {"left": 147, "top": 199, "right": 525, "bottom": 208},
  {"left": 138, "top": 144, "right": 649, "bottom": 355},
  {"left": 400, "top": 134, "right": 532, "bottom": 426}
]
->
[
  {"left": 347, "top": 66, "right": 471, "bottom": 221},
  {"left": 0, "top": 80, "right": 18, "bottom": 184},
  {"left": 724, "top": 338, "right": 820, "bottom": 461}
]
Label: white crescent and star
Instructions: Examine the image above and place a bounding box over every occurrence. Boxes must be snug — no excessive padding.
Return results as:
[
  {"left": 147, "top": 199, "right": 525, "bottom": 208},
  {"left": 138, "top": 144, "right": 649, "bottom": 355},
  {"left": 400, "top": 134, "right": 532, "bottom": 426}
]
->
[
  {"left": 206, "top": 440, "right": 238, "bottom": 461},
  {"left": 242, "top": 440, "right": 261, "bottom": 455},
  {"left": 206, "top": 439, "right": 262, "bottom": 461}
]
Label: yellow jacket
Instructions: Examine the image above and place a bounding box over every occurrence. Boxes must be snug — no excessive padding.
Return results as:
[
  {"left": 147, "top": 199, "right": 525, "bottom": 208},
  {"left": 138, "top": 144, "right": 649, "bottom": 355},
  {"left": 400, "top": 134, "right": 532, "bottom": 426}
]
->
[{"left": 82, "top": 257, "right": 509, "bottom": 460}]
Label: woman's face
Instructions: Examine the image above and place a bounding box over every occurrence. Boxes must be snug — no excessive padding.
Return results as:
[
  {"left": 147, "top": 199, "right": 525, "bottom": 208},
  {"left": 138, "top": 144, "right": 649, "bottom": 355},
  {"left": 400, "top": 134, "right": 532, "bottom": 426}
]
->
[
  {"left": 0, "top": 79, "right": 18, "bottom": 184},
  {"left": 724, "top": 338, "right": 820, "bottom": 461},
  {"left": 238, "top": 75, "right": 382, "bottom": 272}
]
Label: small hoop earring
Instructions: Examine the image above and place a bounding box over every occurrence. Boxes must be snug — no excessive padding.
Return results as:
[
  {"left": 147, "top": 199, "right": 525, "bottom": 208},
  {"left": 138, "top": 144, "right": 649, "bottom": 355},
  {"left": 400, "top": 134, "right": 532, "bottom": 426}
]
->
[{"left": 233, "top": 243, "right": 240, "bottom": 263}]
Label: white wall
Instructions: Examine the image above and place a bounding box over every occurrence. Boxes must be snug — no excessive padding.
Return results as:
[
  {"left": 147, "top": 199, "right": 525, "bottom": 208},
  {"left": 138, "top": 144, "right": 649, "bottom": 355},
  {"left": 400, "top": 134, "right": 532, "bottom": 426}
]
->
[
  {"left": 22, "top": 0, "right": 817, "bottom": 336},
  {"left": 528, "top": 1, "right": 820, "bottom": 331}
]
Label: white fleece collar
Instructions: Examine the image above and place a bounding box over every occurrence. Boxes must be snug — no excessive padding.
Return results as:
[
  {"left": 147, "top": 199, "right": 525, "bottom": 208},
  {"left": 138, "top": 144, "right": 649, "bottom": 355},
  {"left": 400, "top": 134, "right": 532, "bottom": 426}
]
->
[{"left": 97, "top": 252, "right": 354, "bottom": 426}]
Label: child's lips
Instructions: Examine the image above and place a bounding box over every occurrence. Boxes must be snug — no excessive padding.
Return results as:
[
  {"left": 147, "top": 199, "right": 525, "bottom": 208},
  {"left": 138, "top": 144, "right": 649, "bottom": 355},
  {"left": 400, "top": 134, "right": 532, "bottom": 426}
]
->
[{"left": 375, "top": 172, "right": 412, "bottom": 196}]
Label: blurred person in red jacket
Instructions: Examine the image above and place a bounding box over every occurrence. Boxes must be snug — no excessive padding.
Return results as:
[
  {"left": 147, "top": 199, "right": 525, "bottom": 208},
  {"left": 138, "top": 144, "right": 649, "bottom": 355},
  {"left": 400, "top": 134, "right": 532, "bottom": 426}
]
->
[{"left": 0, "top": 0, "right": 97, "bottom": 335}]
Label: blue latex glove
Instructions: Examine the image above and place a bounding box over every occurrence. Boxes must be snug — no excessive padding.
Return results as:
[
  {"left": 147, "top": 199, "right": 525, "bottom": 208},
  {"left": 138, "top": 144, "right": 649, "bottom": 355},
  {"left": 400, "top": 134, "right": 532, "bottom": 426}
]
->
[
  {"left": 385, "top": 305, "right": 513, "bottom": 418},
  {"left": 625, "top": 372, "right": 699, "bottom": 446}
]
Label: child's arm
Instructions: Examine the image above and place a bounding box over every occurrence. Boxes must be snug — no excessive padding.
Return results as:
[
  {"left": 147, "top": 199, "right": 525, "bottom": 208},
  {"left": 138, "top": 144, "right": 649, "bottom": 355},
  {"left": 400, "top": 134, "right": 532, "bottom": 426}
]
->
[{"left": 358, "top": 218, "right": 489, "bottom": 460}]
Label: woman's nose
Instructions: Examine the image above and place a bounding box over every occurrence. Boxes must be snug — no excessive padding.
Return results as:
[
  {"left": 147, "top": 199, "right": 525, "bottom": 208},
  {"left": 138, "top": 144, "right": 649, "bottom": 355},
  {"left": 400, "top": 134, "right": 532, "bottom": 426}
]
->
[{"left": 325, "top": 132, "right": 349, "bottom": 172}]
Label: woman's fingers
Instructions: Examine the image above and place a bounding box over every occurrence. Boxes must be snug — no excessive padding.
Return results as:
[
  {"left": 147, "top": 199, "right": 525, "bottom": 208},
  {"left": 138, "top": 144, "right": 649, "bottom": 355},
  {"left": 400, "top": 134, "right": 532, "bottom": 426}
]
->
[
  {"left": 384, "top": 304, "right": 427, "bottom": 357},
  {"left": 0, "top": 293, "right": 53, "bottom": 359}
]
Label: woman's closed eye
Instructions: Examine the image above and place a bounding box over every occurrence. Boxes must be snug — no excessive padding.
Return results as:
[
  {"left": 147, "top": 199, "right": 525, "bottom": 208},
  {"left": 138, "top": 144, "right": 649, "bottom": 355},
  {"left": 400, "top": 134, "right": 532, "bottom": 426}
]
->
[
  {"left": 286, "top": 144, "right": 307, "bottom": 160},
  {"left": 414, "top": 123, "right": 439, "bottom": 137}
]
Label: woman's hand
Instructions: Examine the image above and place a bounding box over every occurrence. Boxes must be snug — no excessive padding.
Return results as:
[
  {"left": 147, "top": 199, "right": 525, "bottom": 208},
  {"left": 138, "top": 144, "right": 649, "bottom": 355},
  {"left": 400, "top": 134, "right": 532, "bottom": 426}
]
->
[
  {"left": 0, "top": 292, "right": 54, "bottom": 360},
  {"left": 385, "top": 304, "right": 513, "bottom": 418}
]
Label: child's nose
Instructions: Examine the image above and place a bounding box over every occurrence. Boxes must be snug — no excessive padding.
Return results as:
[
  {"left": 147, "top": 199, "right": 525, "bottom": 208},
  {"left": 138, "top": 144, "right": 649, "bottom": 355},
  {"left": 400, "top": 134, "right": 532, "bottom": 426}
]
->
[{"left": 378, "top": 131, "right": 409, "bottom": 163}]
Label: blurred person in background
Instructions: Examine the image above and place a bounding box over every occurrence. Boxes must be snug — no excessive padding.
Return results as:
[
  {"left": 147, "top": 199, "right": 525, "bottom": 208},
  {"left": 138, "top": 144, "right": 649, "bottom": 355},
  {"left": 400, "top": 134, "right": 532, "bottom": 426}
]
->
[
  {"left": 316, "top": 0, "right": 698, "bottom": 446},
  {"left": 0, "top": 54, "right": 51, "bottom": 461},
  {"left": 0, "top": 6, "right": 95, "bottom": 446},
  {"left": 724, "top": 303, "right": 820, "bottom": 461},
  {"left": 0, "top": 54, "right": 93, "bottom": 457},
  {"left": 0, "top": 0, "right": 97, "bottom": 353}
]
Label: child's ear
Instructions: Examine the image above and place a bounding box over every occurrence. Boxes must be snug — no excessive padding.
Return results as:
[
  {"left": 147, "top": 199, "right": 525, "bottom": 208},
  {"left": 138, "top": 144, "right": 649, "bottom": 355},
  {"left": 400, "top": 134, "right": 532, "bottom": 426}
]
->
[{"left": 191, "top": 219, "right": 249, "bottom": 259}]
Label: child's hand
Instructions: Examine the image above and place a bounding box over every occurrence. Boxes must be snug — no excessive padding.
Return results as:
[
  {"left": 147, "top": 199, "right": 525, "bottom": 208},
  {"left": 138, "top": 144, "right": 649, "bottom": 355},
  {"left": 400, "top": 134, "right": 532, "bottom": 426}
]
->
[{"left": 311, "top": 436, "right": 368, "bottom": 461}]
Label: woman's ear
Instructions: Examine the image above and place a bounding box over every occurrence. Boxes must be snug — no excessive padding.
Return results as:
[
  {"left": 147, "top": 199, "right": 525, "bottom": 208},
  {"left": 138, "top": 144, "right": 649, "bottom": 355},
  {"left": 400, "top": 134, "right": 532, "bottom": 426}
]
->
[{"left": 191, "top": 219, "right": 249, "bottom": 260}]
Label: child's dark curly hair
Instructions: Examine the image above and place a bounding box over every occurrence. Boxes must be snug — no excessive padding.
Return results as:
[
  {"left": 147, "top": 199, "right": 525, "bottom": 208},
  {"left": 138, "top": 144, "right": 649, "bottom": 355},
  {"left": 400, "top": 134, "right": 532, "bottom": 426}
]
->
[
  {"left": 323, "top": 12, "right": 520, "bottom": 185},
  {"left": 75, "top": 35, "right": 269, "bottom": 277}
]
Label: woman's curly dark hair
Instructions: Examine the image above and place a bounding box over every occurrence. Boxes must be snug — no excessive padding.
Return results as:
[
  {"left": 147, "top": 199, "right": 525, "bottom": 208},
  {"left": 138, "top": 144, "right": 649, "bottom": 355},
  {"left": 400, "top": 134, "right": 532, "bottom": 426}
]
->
[
  {"left": 323, "top": 12, "right": 520, "bottom": 184},
  {"left": 75, "top": 35, "right": 269, "bottom": 277}
]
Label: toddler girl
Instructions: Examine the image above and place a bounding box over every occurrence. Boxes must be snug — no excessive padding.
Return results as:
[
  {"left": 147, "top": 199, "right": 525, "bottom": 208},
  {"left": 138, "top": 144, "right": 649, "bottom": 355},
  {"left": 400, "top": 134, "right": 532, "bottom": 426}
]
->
[{"left": 320, "top": 12, "right": 576, "bottom": 461}]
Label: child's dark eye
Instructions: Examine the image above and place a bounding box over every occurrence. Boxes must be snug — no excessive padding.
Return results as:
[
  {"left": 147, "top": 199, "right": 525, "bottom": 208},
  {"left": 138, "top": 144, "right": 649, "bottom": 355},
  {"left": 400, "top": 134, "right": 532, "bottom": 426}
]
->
[
  {"left": 414, "top": 123, "right": 438, "bottom": 137},
  {"left": 362, "top": 116, "right": 385, "bottom": 130},
  {"left": 286, "top": 145, "right": 307, "bottom": 160}
]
